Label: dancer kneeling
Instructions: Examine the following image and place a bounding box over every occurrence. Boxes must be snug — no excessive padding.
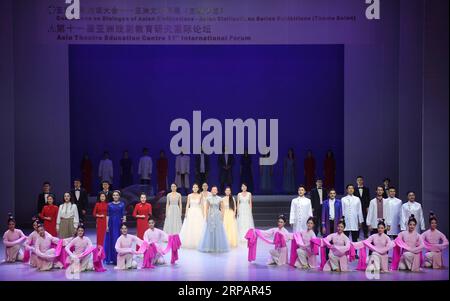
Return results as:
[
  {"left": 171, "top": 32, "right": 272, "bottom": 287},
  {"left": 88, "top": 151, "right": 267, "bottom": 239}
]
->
[
  {"left": 394, "top": 215, "right": 424, "bottom": 272},
  {"left": 263, "top": 215, "right": 292, "bottom": 266},
  {"left": 65, "top": 225, "right": 94, "bottom": 273},
  {"left": 24, "top": 217, "right": 45, "bottom": 267},
  {"left": 294, "top": 217, "right": 317, "bottom": 269},
  {"left": 421, "top": 212, "right": 448, "bottom": 269},
  {"left": 2, "top": 214, "right": 26, "bottom": 263},
  {"left": 364, "top": 219, "right": 394, "bottom": 274},
  {"left": 322, "top": 217, "right": 350, "bottom": 272},
  {"left": 143, "top": 218, "right": 169, "bottom": 265},
  {"left": 34, "top": 223, "right": 64, "bottom": 271},
  {"left": 115, "top": 223, "right": 143, "bottom": 270}
]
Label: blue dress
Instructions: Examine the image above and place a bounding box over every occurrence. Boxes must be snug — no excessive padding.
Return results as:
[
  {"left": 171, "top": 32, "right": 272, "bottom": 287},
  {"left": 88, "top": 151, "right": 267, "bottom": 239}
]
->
[
  {"left": 104, "top": 201, "right": 126, "bottom": 264},
  {"left": 198, "top": 195, "right": 230, "bottom": 253}
]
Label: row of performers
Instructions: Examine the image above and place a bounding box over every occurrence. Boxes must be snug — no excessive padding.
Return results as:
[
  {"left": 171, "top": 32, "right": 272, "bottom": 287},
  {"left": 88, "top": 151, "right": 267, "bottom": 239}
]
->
[
  {"left": 2, "top": 215, "right": 180, "bottom": 272},
  {"left": 245, "top": 213, "right": 448, "bottom": 273}
]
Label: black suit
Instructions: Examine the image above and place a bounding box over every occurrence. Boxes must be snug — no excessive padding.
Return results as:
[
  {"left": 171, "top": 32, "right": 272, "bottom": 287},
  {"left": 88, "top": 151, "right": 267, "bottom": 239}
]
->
[
  {"left": 310, "top": 187, "right": 327, "bottom": 232},
  {"left": 194, "top": 154, "right": 210, "bottom": 185},
  {"left": 354, "top": 186, "right": 371, "bottom": 238},
  {"left": 71, "top": 188, "right": 89, "bottom": 220},
  {"left": 36, "top": 192, "right": 51, "bottom": 214},
  {"left": 218, "top": 154, "right": 234, "bottom": 193}
]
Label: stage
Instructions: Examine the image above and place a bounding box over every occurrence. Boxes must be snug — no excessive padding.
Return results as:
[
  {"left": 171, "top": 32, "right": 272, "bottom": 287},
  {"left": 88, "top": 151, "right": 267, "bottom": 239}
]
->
[{"left": 0, "top": 228, "right": 447, "bottom": 281}]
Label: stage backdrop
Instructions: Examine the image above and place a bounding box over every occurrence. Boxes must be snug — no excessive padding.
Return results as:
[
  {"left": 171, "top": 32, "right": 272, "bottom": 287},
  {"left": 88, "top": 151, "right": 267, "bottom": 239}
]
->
[{"left": 69, "top": 44, "right": 344, "bottom": 193}]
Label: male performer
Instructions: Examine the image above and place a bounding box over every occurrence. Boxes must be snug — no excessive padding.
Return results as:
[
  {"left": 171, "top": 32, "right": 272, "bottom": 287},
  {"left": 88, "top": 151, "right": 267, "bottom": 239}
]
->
[
  {"left": 289, "top": 185, "right": 313, "bottom": 233},
  {"left": 354, "top": 176, "right": 370, "bottom": 238},
  {"left": 175, "top": 152, "right": 190, "bottom": 195},
  {"left": 366, "top": 186, "right": 388, "bottom": 235},
  {"left": 341, "top": 184, "right": 363, "bottom": 242},
  {"left": 310, "top": 179, "right": 326, "bottom": 233},
  {"left": 195, "top": 149, "right": 210, "bottom": 186},
  {"left": 70, "top": 179, "right": 89, "bottom": 220},
  {"left": 321, "top": 189, "right": 342, "bottom": 236},
  {"left": 385, "top": 186, "right": 402, "bottom": 239},
  {"left": 382, "top": 178, "right": 391, "bottom": 198},
  {"left": 218, "top": 146, "right": 234, "bottom": 193},
  {"left": 138, "top": 147, "right": 153, "bottom": 185},
  {"left": 37, "top": 181, "right": 52, "bottom": 213},
  {"left": 400, "top": 191, "right": 425, "bottom": 233},
  {"left": 98, "top": 151, "right": 113, "bottom": 187},
  {"left": 98, "top": 180, "right": 113, "bottom": 202}
]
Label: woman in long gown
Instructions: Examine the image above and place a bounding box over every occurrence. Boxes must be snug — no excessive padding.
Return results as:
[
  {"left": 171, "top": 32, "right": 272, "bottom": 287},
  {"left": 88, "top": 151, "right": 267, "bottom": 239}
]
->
[
  {"left": 65, "top": 225, "right": 94, "bottom": 273},
  {"left": 240, "top": 150, "right": 254, "bottom": 193},
  {"left": 304, "top": 150, "right": 316, "bottom": 191},
  {"left": 365, "top": 219, "right": 393, "bottom": 273},
  {"left": 80, "top": 153, "right": 93, "bottom": 195},
  {"left": 198, "top": 186, "right": 230, "bottom": 253},
  {"left": 143, "top": 218, "right": 169, "bottom": 265},
  {"left": 283, "top": 148, "right": 296, "bottom": 194},
  {"left": 163, "top": 184, "right": 182, "bottom": 234},
  {"left": 132, "top": 192, "right": 152, "bottom": 240},
  {"left": 179, "top": 184, "right": 204, "bottom": 249},
  {"left": 120, "top": 150, "right": 133, "bottom": 188},
  {"left": 39, "top": 194, "right": 58, "bottom": 237},
  {"left": 259, "top": 153, "right": 273, "bottom": 194},
  {"left": 294, "top": 217, "right": 317, "bottom": 269},
  {"left": 2, "top": 214, "right": 26, "bottom": 263},
  {"left": 156, "top": 150, "right": 169, "bottom": 193},
  {"left": 323, "top": 150, "right": 336, "bottom": 191},
  {"left": 421, "top": 212, "right": 449, "bottom": 269},
  {"left": 237, "top": 184, "right": 255, "bottom": 243},
  {"left": 260, "top": 215, "right": 292, "bottom": 265},
  {"left": 34, "top": 224, "right": 63, "bottom": 271},
  {"left": 93, "top": 192, "right": 108, "bottom": 246},
  {"left": 104, "top": 190, "right": 126, "bottom": 264},
  {"left": 323, "top": 218, "right": 350, "bottom": 272},
  {"left": 397, "top": 215, "right": 424, "bottom": 272},
  {"left": 115, "top": 223, "right": 143, "bottom": 270},
  {"left": 222, "top": 187, "right": 238, "bottom": 248}
]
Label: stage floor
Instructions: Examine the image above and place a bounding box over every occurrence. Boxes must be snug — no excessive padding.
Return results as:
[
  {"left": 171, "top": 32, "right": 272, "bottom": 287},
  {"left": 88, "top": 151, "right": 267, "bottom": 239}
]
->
[{"left": 0, "top": 229, "right": 448, "bottom": 281}]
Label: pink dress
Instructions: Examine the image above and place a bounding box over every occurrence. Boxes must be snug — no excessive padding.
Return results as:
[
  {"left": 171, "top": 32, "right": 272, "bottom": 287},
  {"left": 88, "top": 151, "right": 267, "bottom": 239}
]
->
[
  {"left": 24, "top": 230, "right": 49, "bottom": 267},
  {"left": 260, "top": 227, "right": 292, "bottom": 266},
  {"left": 115, "top": 234, "right": 143, "bottom": 269},
  {"left": 421, "top": 229, "right": 449, "bottom": 269},
  {"left": 143, "top": 228, "right": 169, "bottom": 264},
  {"left": 323, "top": 232, "right": 350, "bottom": 272},
  {"left": 295, "top": 229, "right": 317, "bottom": 269},
  {"left": 398, "top": 230, "right": 424, "bottom": 272},
  {"left": 65, "top": 236, "right": 94, "bottom": 272},
  {"left": 34, "top": 233, "right": 61, "bottom": 271},
  {"left": 365, "top": 233, "right": 392, "bottom": 272},
  {"left": 2, "top": 229, "right": 26, "bottom": 262}
]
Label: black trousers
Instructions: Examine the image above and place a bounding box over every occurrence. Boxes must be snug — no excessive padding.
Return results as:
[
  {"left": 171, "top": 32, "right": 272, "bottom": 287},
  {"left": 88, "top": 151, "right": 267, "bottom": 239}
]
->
[
  {"left": 345, "top": 230, "right": 359, "bottom": 242},
  {"left": 325, "top": 220, "right": 335, "bottom": 259}
]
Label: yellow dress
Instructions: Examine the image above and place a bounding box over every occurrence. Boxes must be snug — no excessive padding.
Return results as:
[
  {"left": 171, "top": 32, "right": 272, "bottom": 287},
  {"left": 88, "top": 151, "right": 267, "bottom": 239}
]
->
[{"left": 222, "top": 197, "right": 238, "bottom": 248}]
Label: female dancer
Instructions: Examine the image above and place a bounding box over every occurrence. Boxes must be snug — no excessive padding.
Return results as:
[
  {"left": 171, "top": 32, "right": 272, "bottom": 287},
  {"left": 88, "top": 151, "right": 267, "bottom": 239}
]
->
[
  {"left": 57, "top": 192, "right": 79, "bottom": 238},
  {"left": 2, "top": 214, "right": 26, "bottom": 262},
  {"left": 179, "top": 184, "right": 204, "bottom": 249},
  {"left": 39, "top": 194, "right": 58, "bottom": 236},
  {"left": 34, "top": 223, "right": 62, "bottom": 271},
  {"left": 65, "top": 225, "right": 94, "bottom": 272},
  {"left": 237, "top": 183, "right": 255, "bottom": 243},
  {"left": 198, "top": 186, "right": 230, "bottom": 253},
  {"left": 222, "top": 187, "right": 238, "bottom": 248},
  {"left": 93, "top": 192, "right": 108, "bottom": 246},
  {"left": 24, "top": 217, "right": 44, "bottom": 267},
  {"left": 163, "top": 183, "right": 182, "bottom": 234},
  {"left": 143, "top": 218, "right": 169, "bottom": 265},
  {"left": 421, "top": 212, "right": 448, "bottom": 269},
  {"left": 322, "top": 217, "right": 350, "bottom": 272},
  {"left": 104, "top": 190, "right": 126, "bottom": 264},
  {"left": 397, "top": 215, "right": 424, "bottom": 272},
  {"left": 132, "top": 192, "right": 152, "bottom": 240},
  {"left": 294, "top": 217, "right": 317, "bottom": 269},
  {"left": 115, "top": 223, "right": 143, "bottom": 270},
  {"left": 260, "top": 215, "right": 291, "bottom": 265},
  {"left": 365, "top": 219, "right": 393, "bottom": 273}
]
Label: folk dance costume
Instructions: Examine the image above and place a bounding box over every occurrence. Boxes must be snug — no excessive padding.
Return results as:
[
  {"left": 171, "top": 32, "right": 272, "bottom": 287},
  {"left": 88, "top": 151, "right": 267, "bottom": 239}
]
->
[
  {"left": 115, "top": 234, "right": 143, "bottom": 270},
  {"left": 293, "top": 229, "right": 317, "bottom": 269},
  {"left": 364, "top": 232, "right": 394, "bottom": 273},
  {"left": 2, "top": 228, "right": 26, "bottom": 263},
  {"left": 322, "top": 232, "right": 350, "bottom": 272},
  {"left": 392, "top": 230, "right": 424, "bottom": 272},
  {"left": 421, "top": 229, "right": 448, "bottom": 269},
  {"left": 65, "top": 236, "right": 95, "bottom": 273},
  {"left": 24, "top": 229, "right": 48, "bottom": 267},
  {"left": 143, "top": 227, "right": 169, "bottom": 265},
  {"left": 34, "top": 233, "right": 63, "bottom": 271}
]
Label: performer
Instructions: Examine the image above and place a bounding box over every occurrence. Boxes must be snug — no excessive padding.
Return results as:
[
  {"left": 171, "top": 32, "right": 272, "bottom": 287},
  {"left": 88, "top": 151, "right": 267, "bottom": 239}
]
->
[
  {"left": 303, "top": 150, "right": 316, "bottom": 191},
  {"left": 421, "top": 212, "right": 449, "bottom": 269},
  {"left": 354, "top": 176, "right": 370, "bottom": 238},
  {"left": 24, "top": 217, "right": 43, "bottom": 267},
  {"left": 80, "top": 153, "right": 93, "bottom": 194},
  {"left": 36, "top": 181, "right": 52, "bottom": 214},
  {"left": 56, "top": 192, "right": 79, "bottom": 239},
  {"left": 283, "top": 148, "right": 296, "bottom": 194},
  {"left": 200, "top": 182, "right": 212, "bottom": 201},
  {"left": 323, "top": 150, "right": 336, "bottom": 190},
  {"left": 310, "top": 179, "right": 326, "bottom": 233},
  {"left": 133, "top": 192, "right": 152, "bottom": 240},
  {"left": 385, "top": 186, "right": 403, "bottom": 239},
  {"left": 259, "top": 153, "right": 273, "bottom": 194},
  {"left": 198, "top": 186, "right": 230, "bottom": 253},
  {"left": 195, "top": 149, "right": 210, "bottom": 188},
  {"left": 93, "top": 192, "right": 108, "bottom": 246},
  {"left": 98, "top": 151, "right": 114, "bottom": 186},
  {"left": 294, "top": 217, "right": 317, "bottom": 269},
  {"left": 163, "top": 184, "right": 182, "bottom": 234},
  {"left": 34, "top": 224, "right": 62, "bottom": 271},
  {"left": 260, "top": 215, "right": 291, "bottom": 265},
  {"left": 397, "top": 215, "right": 424, "bottom": 272},
  {"left": 156, "top": 150, "right": 168, "bottom": 192},
  {"left": 365, "top": 219, "right": 393, "bottom": 273},
  {"left": 366, "top": 186, "right": 388, "bottom": 235},
  {"left": 138, "top": 147, "right": 152, "bottom": 185},
  {"left": 382, "top": 178, "right": 391, "bottom": 198},
  {"left": 237, "top": 183, "right": 255, "bottom": 243},
  {"left": 218, "top": 147, "right": 234, "bottom": 193},
  {"left": 2, "top": 214, "right": 26, "bottom": 262},
  {"left": 400, "top": 191, "right": 425, "bottom": 233},
  {"left": 222, "top": 187, "right": 238, "bottom": 248},
  {"left": 115, "top": 223, "right": 143, "bottom": 270},
  {"left": 120, "top": 150, "right": 133, "bottom": 188},
  {"left": 179, "top": 184, "right": 204, "bottom": 249},
  {"left": 104, "top": 190, "right": 126, "bottom": 264},
  {"left": 322, "top": 218, "right": 350, "bottom": 272},
  {"left": 289, "top": 185, "right": 313, "bottom": 233},
  {"left": 143, "top": 218, "right": 169, "bottom": 265},
  {"left": 240, "top": 150, "right": 254, "bottom": 193},
  {"left": 70, "top": 179, "right": 89, "bottom": 220},
  {"left": 98, "top": 180, "right": 113, "bottom": 202},
  {"left": 39, "top": 194, "right": 58, "bottom": 236},
  {"left": 65, "top": 225, "right": 94, "bottom": 272},
  {"left": 321, "top": 189, "right": 342, "bottom": 236},
  {"left": 341, "top": 184, "right": 363, "bottom": 242},
  {"left": 175, "top": 152, "right": 190, "bottom": 195}
]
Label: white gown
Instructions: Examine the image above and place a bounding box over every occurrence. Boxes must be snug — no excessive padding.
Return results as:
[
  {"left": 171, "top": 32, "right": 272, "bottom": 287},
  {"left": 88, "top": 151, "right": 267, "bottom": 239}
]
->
[
  {"left": 179, "top": 194, "right": 205, "bottom": 249},
  {"left": 237, "top": 192, "right": 255, "bottom": 242}
]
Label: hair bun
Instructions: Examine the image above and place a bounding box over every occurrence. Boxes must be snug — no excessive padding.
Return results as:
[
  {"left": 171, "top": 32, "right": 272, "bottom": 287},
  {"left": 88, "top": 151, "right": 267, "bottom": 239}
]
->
[{"left": 410, "top": 214, "right": 415, "bottom": 218}]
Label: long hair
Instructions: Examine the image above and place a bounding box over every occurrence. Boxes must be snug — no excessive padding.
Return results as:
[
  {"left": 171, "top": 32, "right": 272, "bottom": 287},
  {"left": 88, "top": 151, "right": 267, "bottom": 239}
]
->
[{"left": 225, "top": 187, "right": 235, "bottom": 211}]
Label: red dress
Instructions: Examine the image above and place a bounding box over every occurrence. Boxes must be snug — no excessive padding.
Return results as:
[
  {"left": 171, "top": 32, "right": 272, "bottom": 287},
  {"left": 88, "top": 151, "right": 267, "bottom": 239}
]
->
[
  {"left": 39, "top": 204, "right": 58, "bottom": 236},
  {"left": 304, "top": 157, "right": 316, "bottom": 191},
  {"left": 133, "top": 202, "right": 152, "bottom": 239},
  {"left": 93, "top": 201, "right": 108, "bottom": 246},
  {"left": 324, "top": 157, "right": 336, "bottom": 190},
  {"left": 81, "top": 158, "right": 93, "bottom": 194},
  {"left": 156, "top": 158, "right": 168, "bottom": 192}
]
